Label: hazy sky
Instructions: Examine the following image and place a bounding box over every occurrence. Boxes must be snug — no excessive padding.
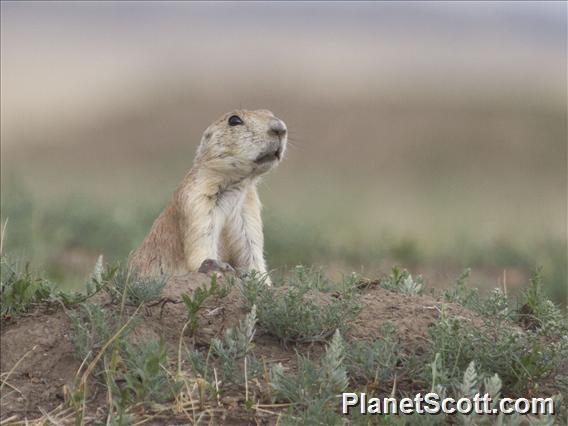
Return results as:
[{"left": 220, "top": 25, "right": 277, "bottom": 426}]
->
[
  {"left": 1, "top": 1, "right": 566, "bottom": 144},
  {"left": 2, "top": 2, "right": 565, "bottom": 41}
]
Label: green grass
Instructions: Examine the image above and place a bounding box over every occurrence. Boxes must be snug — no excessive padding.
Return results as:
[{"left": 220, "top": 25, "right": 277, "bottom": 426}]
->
[
  {"left": 0, "top": 256, "right": 55, "bottom": 318},
  {"left": 2, "top": 181, "right": 566, "bottom": 307},
  {"left": 0, "top": 254, "right": 115, "bottom": 320}
]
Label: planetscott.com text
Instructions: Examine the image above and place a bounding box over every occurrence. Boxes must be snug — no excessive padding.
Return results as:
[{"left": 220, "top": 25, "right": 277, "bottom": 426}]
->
[{"left": 341, "top": 392, "right": 555, "bottom": 416}]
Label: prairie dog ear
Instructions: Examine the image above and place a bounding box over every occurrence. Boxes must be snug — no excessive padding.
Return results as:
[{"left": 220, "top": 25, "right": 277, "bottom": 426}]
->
[
  {"left": 194, "top": 136, "right": 207, "bottom": 162},
  {"left": 202, "top": 129, "right": 213, "bottom": 143},
  {"left": 196, "top": 127, "right": 215, "bottom": 154}
]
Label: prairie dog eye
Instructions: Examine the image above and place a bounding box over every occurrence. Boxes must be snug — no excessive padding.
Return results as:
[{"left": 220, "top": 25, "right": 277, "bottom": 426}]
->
[{"left": 228, "top": 115, "right": 243, "bottom": 126}]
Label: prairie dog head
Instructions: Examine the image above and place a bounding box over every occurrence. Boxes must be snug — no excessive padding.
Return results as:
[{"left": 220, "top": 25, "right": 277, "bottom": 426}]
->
[{"left": 195, "top": 109, "right": 287, "bottom": 178}]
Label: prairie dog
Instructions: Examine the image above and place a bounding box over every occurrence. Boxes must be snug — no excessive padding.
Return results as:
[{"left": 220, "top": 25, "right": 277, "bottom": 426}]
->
[{"left": 130, "top": 109, "right": 287, "bottom": 280}]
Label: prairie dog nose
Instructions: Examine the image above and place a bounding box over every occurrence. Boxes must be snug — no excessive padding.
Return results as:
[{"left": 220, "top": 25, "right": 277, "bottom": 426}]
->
[{"left": 268, "top": 119, "right": 287, "bottom": 137}]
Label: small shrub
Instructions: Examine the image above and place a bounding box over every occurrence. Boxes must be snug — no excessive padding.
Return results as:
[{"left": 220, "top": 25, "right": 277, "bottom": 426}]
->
[
  {"left": 380, "top": 266, "right": 424, "bottom": 295},
  {"left": 478, "top": 288, "right": 512, "bottom": 320},
  {"left": 211, "top": 305, "right": 257, "bottom": 380},
  {"left": 109, "top": 267, "right": 167, "bottom": 306},
  {"left": 181, "top": 274, "right": 221, "bottom": 334},
  {"left": 271, "top": 330, "right": 348, "bottom": 403},
  {"left": 69, "top": 303, "right": 181, "bottom": 414},
  {"left": 517, "top": 269, "right": 568, "bottom": 335},
  {"left": 270, "top": 330, "right": 348, "bottom": 422},
  {"left": 121, "top": 339, "right": 179, "bottom": 403},
  {"left": 0, "top": 256, "right": 54, "bottom": 318},
  {"left": 428, "top": 305, "right": 561, "bottom": 394},
  {"left": 345, "top": 323, "right": 399, "bottom": 385},
  {"left": 188, "top": 306, "right": 259, "bottom": 385},
  {"left": 440, "top": 268, "right": 480, "bottom": 308},
  {"left": 423, "top": 358, "right": 562, "bottom": 426},
  {"left": 240, "top": 268, "right": 360, "bottom": 343},
  {"left": 1, "top": 255, "right": 116, "bottom": 320},
  {"left": 69, "top": 303, "right": 132, "bottom": 363}
]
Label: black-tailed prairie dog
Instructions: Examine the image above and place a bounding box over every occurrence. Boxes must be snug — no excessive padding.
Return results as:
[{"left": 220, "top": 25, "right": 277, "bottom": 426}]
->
[{"left": 130, "top": 109, "right": 287, "bottom": 281}]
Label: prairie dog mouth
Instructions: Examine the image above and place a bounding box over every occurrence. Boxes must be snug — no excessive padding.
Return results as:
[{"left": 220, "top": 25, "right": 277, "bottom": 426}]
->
[{"left": 255, "top": 148, "right": 282, "bottom": 164}]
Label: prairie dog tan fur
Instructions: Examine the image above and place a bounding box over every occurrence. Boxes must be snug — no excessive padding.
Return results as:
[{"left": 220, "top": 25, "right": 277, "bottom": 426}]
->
[{"left": 130, "top": 109, "right": 287, "bottom": 280}]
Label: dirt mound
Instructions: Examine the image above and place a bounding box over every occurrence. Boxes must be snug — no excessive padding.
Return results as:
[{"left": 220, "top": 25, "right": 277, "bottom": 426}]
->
[
  {"left": 351, "top": 284, "right": 483, "bottom": 351},
  {"left": 1, "top": 310, "right": 79, "bottom": 419},
  {"left": 0, "top": 273, "right": 493, "bottom": 423}
]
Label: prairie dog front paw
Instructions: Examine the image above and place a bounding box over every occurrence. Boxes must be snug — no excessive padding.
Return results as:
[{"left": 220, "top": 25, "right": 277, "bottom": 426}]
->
[{"left": 198, "top": 259, "right": 235, "bottom": 275}]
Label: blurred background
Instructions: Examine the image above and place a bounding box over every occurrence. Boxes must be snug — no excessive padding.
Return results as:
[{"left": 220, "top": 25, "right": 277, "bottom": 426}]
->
[{"left": 1, "top": 1, "right": 566, "bottom": 304}]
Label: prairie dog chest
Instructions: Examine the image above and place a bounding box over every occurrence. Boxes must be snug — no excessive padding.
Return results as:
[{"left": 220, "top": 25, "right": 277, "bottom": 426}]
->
[{"left": 215, "top": 183, "right": 248, "bottom": 222}]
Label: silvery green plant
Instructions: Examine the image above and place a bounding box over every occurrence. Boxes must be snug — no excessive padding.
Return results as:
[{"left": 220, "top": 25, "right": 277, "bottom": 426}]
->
[
  {"left": 399, "top": 273, "right": 424, "bottom": 295},
  {"left": 380, "top": 266, "right": 424, "bottom": 295},
  {"left": 110, "top": 267, "right": 167, "bottom": 306},
  {"left": 240, "top": 270, "right": 360, "bottom": 343},
  {"left": 345, "top": 324, "right": 399, "bottom": 384},
  {"left": 270, "top": 330, "right": 348, "bottom": 407},
  {"left": 211, "top": 305, "right": 257, "bottom": 361},
  {"left": 190, "top": 306, "right": 259, "bottom": 384}
]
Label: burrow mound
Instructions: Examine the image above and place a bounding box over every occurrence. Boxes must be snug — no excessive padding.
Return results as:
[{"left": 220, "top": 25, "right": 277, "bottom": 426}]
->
[{"left": 0, "top": 273, "right": 494, "bottom": 423}]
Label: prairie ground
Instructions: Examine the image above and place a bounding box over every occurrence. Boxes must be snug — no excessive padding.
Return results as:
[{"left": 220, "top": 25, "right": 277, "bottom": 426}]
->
[{"left": 1, "top": 264, "right": 567, "bottom": 424}]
